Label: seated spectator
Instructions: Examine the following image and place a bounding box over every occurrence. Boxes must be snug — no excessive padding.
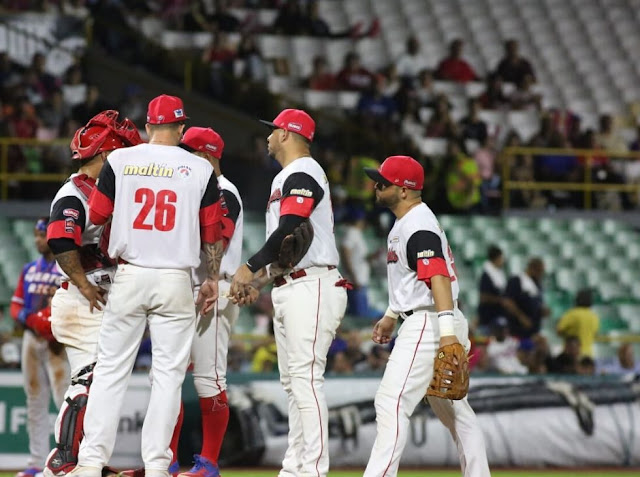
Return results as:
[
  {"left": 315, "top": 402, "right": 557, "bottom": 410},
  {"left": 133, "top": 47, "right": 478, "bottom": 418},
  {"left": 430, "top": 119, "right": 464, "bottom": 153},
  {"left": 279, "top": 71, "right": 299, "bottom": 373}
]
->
[
  {"left": 598, "top": 343, "right": 640, "bottom": 378},
  {"left": 494, "top": 39, "right": 536, "bottom": 85},
  {"left": 556, "top": 289, "right": 599, "bottom": 358},
  {"left": 202, "top": 32, "right": 237, "bottom": 99},
  {"left": 0, "top": 52, "right": 21, "bottom": 90},
  {"left": 336, "top": 52, "right": 375, "bottom": 92},
  {"left": 523, "top": 334, "right": 553, "bottom": 374},
  {"left": 383, "top": 64, "right": 401, "bottom": 96},
  {"left": 474, "top": 136, "right": 501, "bottom": 212},
  {"left": 445, "top": 140, "right": 482, "bottom": 212},
  {"left": 460, "top": 97, "right": 488, "bottom": 143},
  {"left": 356, "top": 77, "right": 399, "bottom": 131},
  {"left": 345, "top": 330, "right": 366, "bottom": 367},
  {"left": 486, "top": 317, "right": 529, "bottom": 374},
  {"left": 503, "top": 258, "right": 549, "bottom": 340},
  {"left": 62, "top": 65, "right": 87, "bottom": 107},
  {"left": 30, "top": 52, "right": 61, "bottom": 100},
  {"left": 71, "top": 84, "right": 110, "bottom": 123},
  {"left": 305, "top": 55, "right": 335, "bottom": 90},
  {"left": 340, "top": 206, "right": 384, "bottom": 320},
  {"left": 509, "top": 73, "right": 541, "bottom": 111},
  {"left": 478, "top": 73, "right": 509, "bottom": 109},
  {"left": 330, "top": 351, "right": 354, "bottom": 375},
  {"left": 415, "top": 69, "right": 436, "bottom": 107},
  {"left": 425, "top": 94, "right": 456, "bottom": 138},
  {"left": 435, "top": 38, "right": 478, "bottom": 83},
  {"left": 549, "top": 336, "right": 581, "bottom": 374},
  {"left": 477, "top": 245, "right": 507, "bottom": 334},
  {"left": 395, "top": 35, "right": 429, "bottom": 80},
  {"left": 577, "top": 356, "right": 595, "bottom": 375},
  {"left": 37, "top": 89, "right": 67, "bottom": 137},
  {"left": 236, "top": 34, "right": 267, "bottom": 84},
  {"left": 9, "top": 99, "right": 40, "bottom": 138},
  {"left": 596, "top": 114, "right": 629, "bottom": 154},
  {"left": 354, "top": 345, "right": 390, "bottom": 373}
]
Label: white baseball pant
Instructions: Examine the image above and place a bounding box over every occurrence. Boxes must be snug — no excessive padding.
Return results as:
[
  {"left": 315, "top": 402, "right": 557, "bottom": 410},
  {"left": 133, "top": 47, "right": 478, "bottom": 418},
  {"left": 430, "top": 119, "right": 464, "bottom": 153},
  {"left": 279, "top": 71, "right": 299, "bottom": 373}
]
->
[
  {"left": 191, "top": 280, "right": 239, "bottom": 397},
  {"left": 77, "top": 263, "right": 195, "bottom": 474},
  {"left": 364, "top": 307, "right": 490, "bottom": 477},
  {"left": 21, "top": 330, "right": 69, "bottom": 468},
  {"left": 271, "top": 267, "right": 347, "bottom": 477}
]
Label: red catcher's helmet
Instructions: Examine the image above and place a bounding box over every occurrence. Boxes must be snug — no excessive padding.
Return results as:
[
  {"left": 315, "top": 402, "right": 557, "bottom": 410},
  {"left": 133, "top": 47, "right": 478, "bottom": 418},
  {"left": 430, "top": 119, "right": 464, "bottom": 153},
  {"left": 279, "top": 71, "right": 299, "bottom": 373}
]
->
[{"left": 70, "top": 110, "right": 143, "bottom": 160}]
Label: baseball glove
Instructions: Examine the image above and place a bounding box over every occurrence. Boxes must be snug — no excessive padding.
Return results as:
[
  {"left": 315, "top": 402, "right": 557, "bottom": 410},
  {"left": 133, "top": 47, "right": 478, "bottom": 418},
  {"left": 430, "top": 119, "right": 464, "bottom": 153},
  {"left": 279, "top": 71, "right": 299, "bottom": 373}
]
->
[
  {"left": 426, "top": 342, "right": 469, "bottom": 400},
  {"left": 276, "top": 219, "right": 314, "bottom": 269}
]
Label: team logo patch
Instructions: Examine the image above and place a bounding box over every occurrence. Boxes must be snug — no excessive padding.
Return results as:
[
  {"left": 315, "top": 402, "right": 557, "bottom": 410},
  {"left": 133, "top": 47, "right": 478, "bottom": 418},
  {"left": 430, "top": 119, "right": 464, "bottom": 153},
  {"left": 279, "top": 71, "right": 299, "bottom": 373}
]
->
[
  {"left": 178, "top": 165, "right": 192, "bottom": 179},
  {"left": 157, "top": 115, "right": 165, "bottom": 122},
  {"left": 404, "top": 179, "right": 417, "bottom": 188},
  {"left": 63, "top": 208, "right": 79, "bottom": 219},
  {"left": 174, "top": 109, "right": 184, "bottom": 118},
  {"left": 387, "top": 249, "right": 399, "bottom": 263},
  {"left": 390, "top": 236, "right": 399, "bottom": 243},
  {"left": 267, "top": 188, "right": 282, "bottom": 211},
  {"left": 287, "top": 122, "right": 302, "bottom": 131},
  {"left": 421, "top": 258, "right": 429, "bottom": 266},
  {"left": 64, "top": 218, "right": 75, "bottom": 234},
  {"left": 205, "top": 144, "right": 217, "bottom": 152},
  {"left": 296, "top": 197, "right": 304, "bottom": 204},
  {"left": 417, "top": 250, "right": 435, "bottom": 258}
]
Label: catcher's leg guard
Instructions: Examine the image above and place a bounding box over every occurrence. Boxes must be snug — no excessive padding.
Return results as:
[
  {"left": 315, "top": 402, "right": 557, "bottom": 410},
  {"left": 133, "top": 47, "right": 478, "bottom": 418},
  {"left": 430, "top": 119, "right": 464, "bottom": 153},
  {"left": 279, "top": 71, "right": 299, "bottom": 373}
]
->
[{"left": 45, "top": 364, "right": 94, "bottom": 477}]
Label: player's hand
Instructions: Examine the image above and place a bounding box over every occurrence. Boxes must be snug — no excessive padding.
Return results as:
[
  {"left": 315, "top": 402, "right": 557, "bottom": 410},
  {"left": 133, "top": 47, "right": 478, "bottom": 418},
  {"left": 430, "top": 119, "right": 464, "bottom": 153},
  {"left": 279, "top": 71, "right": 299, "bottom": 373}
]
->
[
  {"left": 196, "top": 278, "right": 219, "bottom": 315},
  {"left": 77, "top": 283, "right": 107, "bottom": 313},
  {"left": 372, "top": 315, "right": 396, "bottom": 344},
  {"left": 230, "top": 264, "right": 255, "bottom": 300},
  {"left": 230, "top": 284, "right": 260, "bottom": 307}
]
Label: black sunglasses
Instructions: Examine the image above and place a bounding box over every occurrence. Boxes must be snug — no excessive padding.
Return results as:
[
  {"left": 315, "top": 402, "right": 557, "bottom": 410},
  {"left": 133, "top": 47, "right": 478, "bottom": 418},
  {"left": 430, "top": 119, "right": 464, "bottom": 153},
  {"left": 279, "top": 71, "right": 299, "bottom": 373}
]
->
[{"left": 375, "top": 182, "right": 392, "bottom": 191}]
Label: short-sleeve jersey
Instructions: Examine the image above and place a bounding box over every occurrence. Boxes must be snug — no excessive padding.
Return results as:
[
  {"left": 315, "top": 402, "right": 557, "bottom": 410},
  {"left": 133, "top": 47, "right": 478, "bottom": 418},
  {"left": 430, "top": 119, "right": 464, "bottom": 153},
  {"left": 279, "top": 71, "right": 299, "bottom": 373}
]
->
[
  {"left": 192, "top": 174, "right": 243, "bottom": 284},
  {"left": 266, "top": 156, "right": 338, "bottom": 270},
  {"left": 11, "top": 257, "right": 61, "bottom": 314},
  {"left": 90, "top": 143, "right": 223, "bottom": 269},
  {"left": 386, "top": 203, "right": 459, "bottom": 312}
]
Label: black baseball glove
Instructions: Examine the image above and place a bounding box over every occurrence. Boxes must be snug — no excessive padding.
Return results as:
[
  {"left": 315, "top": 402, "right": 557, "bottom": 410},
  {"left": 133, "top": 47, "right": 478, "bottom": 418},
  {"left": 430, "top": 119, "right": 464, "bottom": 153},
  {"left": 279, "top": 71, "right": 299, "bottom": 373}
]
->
[{"left": 276, "top": 219, "right": 314, "bottom": 269}]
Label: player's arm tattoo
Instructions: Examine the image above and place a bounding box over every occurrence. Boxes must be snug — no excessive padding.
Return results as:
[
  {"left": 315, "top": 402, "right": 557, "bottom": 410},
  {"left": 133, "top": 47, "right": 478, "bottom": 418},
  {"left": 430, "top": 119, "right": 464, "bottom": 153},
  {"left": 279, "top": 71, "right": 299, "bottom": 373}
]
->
[
  {"left": 55, "top": 250, "right": 91, "bottom": 288},
  {"left": 203, "top": 240, "right": 224, "bottom": 280}
]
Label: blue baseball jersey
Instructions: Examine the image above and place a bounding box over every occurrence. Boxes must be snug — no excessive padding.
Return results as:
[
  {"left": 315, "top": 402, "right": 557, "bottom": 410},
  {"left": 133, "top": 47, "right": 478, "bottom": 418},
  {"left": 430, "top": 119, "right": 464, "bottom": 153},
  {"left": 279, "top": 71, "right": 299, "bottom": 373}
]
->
[{"left": 11, "top": 257, "right": 62, "bottom": 315}]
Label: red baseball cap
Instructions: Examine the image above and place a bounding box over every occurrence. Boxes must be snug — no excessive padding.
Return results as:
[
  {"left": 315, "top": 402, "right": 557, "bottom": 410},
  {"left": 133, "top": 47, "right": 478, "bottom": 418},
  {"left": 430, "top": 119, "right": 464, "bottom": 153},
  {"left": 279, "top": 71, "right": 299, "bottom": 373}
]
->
[
  {"left": 180, "top": 127, "right": 224, "bottom": 159},
  {"left": 364, "top": 155, "right": 424, "bottom": 190},
  {"left": 146, "top": 94, "right": 188, "bottom": 125},
  {"left": 259, "top": 108, "right": 315, "bottom": 141}
]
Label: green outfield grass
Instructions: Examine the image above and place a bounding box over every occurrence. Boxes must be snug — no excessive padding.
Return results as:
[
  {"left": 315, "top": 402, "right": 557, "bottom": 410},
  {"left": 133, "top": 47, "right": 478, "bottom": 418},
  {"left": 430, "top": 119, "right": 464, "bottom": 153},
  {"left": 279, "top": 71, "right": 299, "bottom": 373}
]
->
[{"left": 2, "top": 470, "right": 637, "bottom": 477}]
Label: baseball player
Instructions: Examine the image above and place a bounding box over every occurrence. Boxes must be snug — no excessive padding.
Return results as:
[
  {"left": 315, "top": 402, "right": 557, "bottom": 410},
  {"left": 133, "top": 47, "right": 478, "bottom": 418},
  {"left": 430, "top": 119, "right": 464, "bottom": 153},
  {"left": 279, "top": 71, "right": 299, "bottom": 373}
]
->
[
  {"left": 44, "top": 111, "right": 143, "bottom": 477},
  {"left": 231, "top": 109, "right": 348, "bottom": 477},
  {"left": 68, "top": 94, "right": 225, "bottom": 477},
  {"left": 174, "top": 127, "right": 243, "bottom": 477},
  {"left": 362, "top": 155, "right": 490, "bottom": 477},
  {"left": 11, "top": 218, "right": 68, "bottom": 477}
]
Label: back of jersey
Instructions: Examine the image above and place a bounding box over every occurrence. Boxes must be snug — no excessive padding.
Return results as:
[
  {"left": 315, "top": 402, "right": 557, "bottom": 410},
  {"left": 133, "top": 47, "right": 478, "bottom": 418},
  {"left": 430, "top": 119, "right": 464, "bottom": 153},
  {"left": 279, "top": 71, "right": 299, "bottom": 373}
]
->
[{"left": 105, "top": 143, "right": 215, "bottom": 269}]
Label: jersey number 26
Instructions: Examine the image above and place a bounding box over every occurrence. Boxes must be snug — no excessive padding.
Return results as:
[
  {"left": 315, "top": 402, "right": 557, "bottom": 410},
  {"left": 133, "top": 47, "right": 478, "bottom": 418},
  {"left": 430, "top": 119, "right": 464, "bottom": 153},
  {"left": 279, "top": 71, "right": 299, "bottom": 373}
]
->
[{"left": 133, "top": 188, "right": 176, "bottom": 231}]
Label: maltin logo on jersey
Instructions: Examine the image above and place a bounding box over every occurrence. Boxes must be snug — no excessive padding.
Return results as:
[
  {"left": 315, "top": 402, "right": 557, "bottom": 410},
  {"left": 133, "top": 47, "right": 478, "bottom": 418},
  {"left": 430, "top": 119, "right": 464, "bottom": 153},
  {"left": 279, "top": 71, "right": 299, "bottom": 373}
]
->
[
  {"left": 124, "top": 163, "right": 174, "bottom": 178},
  {"left": 177, "top": 165, "right": 192, "bottom": 179}
]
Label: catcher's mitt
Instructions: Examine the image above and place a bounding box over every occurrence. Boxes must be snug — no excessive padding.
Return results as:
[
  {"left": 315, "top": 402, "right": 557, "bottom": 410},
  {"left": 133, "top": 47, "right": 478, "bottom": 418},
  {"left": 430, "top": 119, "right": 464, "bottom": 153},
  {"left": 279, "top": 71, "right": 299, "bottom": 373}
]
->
[
  {"left": 426, "top": 342, "right": 469, "bottom": 400},
  {"left": 276, "top": 219, "right": 314, "bottom": 269}
]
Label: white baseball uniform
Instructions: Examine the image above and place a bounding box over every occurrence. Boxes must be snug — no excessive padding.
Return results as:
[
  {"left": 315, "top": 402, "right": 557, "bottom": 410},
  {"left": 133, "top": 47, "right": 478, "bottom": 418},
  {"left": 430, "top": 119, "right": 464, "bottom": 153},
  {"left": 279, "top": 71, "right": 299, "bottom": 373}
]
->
[
  {"left": 45, "top": 173, "right": 117, "bottom": 477},
  {"left": 364, "top": 202, "right": 490, "bottom": 477},
  {"left": 76, "top": 143, "right": 224, "bottom": 474},
  {"left": 11, "top": 258, "right": 68, "bottom": 470},
  {"left": 191, "top": 175, "right": 243, "bottom": 398},
  {"left": 261, "top": 156, "right": 347, "bottom": 477}
]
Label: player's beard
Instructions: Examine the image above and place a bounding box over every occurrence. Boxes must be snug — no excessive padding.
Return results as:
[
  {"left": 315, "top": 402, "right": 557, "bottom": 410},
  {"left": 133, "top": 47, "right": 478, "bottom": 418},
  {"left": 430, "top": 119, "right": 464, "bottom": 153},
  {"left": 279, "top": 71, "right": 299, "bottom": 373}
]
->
[{"left": 376, "top": 190, "right": 400, "bottom": 208}]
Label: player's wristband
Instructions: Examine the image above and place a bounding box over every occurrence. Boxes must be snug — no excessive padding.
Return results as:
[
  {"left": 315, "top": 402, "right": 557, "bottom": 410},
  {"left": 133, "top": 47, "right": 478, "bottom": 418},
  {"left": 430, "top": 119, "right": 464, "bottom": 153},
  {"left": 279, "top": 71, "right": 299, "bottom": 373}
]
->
[
  {"left": 437, "top": 310, "right": 455, "bottom": 336},
  {"left": 385, "top": 306, "right": 399, "bottom": 320}
]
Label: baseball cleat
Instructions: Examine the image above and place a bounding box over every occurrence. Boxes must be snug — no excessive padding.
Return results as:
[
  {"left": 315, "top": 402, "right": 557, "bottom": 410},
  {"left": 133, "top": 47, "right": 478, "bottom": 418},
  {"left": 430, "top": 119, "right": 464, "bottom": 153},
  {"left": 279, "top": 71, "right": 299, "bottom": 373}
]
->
[
  {"left": 177, "top": 455, "right": 219, "bottom": 477},
  {"left": 16, "top": 468, "right": 42, "bottom": 477},
  {"left": 116, "top": 462, "right": 180, "bottom": 477}
]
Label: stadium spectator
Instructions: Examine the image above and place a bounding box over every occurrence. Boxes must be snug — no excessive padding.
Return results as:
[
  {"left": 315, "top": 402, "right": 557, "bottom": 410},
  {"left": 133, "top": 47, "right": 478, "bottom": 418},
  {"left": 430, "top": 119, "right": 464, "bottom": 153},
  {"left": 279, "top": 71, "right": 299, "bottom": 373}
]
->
[
  {"left": 118, "top": 83, "right": 146, "bottom": 126},
  {"left": 474, "top": 135, "right": 501, "bottom": 212},
  {"left": 202, "top": 32, "right": 237, "bottom": 99},
  {"left": 556, "top": 289, "right": 599, "bottom": 357},
  {"left": 508, "top": 73, "right": 541, "bottom": 111},
  {"left": 272, "top": 0, "right": 306, "bottom": 35},
  {"left": 336, "top": 52, "right": 375, "bottom": 92},
  {"left": 251, "top": 323, "right": 277, "bottom": 372},
  {"left": 62, "top": 65, "right": 87, "bottom": 107},
  {"left": 356, "top": 77, "right": 398, "bottom": 131},
  {"left": 577, "top": 356, "right": 595, "bottom": 375},
  {"left": 182, "top": 0, "right": 241, "bottom": 32},
  {"left": 30, "top": 52, "right": 61, "bottom": 100},
  {"left": 395, "top": 35, "right": 429, "bottom": 80},
  {"left": 300, "top": 1, "right": 379, "bottom": 38},
  {"left": 8, "top": 99, "right": 40, "bottom": 139},
  {"left": 70, "top": 85, "right": 110, "bottom": 123},
  {"left": 235, "top": 34, "right": 267, "bottom": 84},
  {"left": 305, "top": 55, "right": 336, "bottom": 90},
  {"left": 460, "top": 97, "right": 488, "bottom": 143},
  {"left": 424, "top": 94, "right": 456, "bottom": 138},
  {"left": 444, "top": 140, "right": 482, "bottom": 213},
  {"left": 434, "top": 38, "right": 478, "bottom": 83},
  {"left": 503, "top": 257, "right": 549, "bottom": 340},
  {"left": 477, "top": 245, "right": 507, "bottom": 334},
  {"left": 0, "top": 52, "right": 21, "bottom": 89},
  {"left": 486, "top": 317, "right": 529, "bottom": 374},
  {"left": 329, "top": 351, "right": 354, "bottom": 375},
  {"left": 345, "top": 330, "right": 367, "bottom": 368},
  {"left": 494, "top": 39, "right": 536, "bottom": 85},
  {"left": 415, "top": 69, "right": 436, "bottom": 107},
  {"left": 354, "top": 345, "right": 390, "bottom": 373},
  {"left": 478, "top": 73, "right": 509, "bottom": 109},
  {"left": 598, "top": 343, "right": 640, "bottom": 378},
  {"left": 340, "top": 206, "right": 383, "bottom": 320},
  {"left": 549, "top": 336, "right": 581, "bottom": 374},
  {"left": 596, "top": 114, "right": 629, "bottom": 154},
  {"left": 37, "top": 89, "right": 67, "bottom": 136}
]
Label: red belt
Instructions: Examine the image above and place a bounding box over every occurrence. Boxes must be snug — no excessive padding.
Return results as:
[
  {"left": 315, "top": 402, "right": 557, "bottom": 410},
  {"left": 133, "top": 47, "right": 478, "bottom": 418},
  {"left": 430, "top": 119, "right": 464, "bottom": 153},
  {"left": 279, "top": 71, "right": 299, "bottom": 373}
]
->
[{"left": 274, "top": 266, "right": 336, "bottom": 288}]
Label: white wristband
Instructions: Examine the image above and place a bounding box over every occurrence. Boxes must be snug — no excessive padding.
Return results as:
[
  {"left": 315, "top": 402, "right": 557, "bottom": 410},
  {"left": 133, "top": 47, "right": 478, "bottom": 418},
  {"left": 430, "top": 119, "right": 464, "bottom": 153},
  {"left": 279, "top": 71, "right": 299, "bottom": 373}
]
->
[
  {"left": 438, "top": 310, "right": 455, "bottom": 336},
  {"left": 385, "top": 306, "right": 399, "bottom": 320}
]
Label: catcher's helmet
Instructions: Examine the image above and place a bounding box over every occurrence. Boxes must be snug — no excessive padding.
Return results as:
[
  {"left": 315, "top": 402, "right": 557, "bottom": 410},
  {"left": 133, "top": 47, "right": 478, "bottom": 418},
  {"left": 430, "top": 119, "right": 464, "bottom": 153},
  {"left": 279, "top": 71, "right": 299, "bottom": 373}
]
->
[{"left": 70, "top": 110, "right": 143, "bottom": 160}]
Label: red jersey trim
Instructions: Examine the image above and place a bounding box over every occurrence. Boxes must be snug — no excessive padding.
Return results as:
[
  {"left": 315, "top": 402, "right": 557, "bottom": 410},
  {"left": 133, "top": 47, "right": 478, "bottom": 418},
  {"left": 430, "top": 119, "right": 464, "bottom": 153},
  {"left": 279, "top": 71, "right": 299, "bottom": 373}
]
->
[
  {"left": 417, "top": 256, "right": 450, "bottom": 288},
  {"left": 88, "top": 188, "right": 114, "bottom": 225},
  {"left": 221, "top": 216, "right": 236, "bottom": 250},
  {"left": 280, "top": 195, "right": 315, "bottom": 218},
  {"left": 201, "top": 222, "right": 223, "bottom": 244},
  {"left": 200, "top": 201, "right": 223, "bottom": 226},
  {"left": 47, "top": 220, "right": 82, "bottom": 246}
]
